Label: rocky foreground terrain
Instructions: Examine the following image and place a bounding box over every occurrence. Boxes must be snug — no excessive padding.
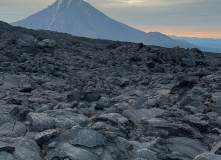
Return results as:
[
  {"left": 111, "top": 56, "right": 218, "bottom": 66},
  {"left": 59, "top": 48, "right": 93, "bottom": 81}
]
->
[{"left": 0, "top": 21, "right": 221, "bottom": 160}]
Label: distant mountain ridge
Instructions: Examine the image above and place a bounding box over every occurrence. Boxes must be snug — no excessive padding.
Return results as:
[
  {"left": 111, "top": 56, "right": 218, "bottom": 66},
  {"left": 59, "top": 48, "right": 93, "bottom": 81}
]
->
[
  {"left": 170, "top": 35, "right": 221, "bottom": 49},
  {"left": 146, "top": 32, "right": 196, "bottom": 48},
  {"left": 12, "top": 0, "right": 221, "bottom": 53}
]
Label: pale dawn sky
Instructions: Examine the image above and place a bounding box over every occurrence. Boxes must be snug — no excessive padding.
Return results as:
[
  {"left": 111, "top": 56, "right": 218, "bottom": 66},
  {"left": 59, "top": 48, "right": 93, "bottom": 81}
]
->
[{"left": 0, "top": 0, "right": 221, "bottom": 38}]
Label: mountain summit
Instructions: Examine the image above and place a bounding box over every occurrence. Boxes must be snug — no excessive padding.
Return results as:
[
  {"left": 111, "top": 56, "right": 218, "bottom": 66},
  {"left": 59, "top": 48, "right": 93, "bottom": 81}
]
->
[{"left": 12, "top": 0, "right": 147, "bottom": 42}]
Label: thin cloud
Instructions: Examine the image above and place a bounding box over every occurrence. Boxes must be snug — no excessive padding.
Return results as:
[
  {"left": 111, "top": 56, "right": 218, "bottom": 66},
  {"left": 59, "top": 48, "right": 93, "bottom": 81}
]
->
[{"left": 86, "top": 0, "right": 211, "bottom": 7}]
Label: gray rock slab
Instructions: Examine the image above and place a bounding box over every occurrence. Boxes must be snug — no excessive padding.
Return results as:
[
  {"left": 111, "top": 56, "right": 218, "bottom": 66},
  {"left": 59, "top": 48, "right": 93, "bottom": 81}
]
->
[
  {"left": 48, "top": 110, "right": 89, "bottom": 129},
  {"left": 97, "top": 113, "right": 128, "bottom": 124},
  {"left": 0, "top": 114, "right": 14, "bottom": 126},
  {"left": 167, "top": 137, "right": 207, "bottom": 159},
  {"left": 0, "top": 121, "right": 26, "bottom": 137},
  {"left": 194, "top": 153, "right": 221, "bottom": 160},
  {"left": 212, "top": 92, "right": 221, "bottom": 106},
  {"left": 122, "top": 108, "right": 166, "bottom": 125},
  {"left": 0, "top": 151, "right": 15, "bottom": 160},
  {"left": 69, "top": 125, "right": 105, "bottom": 148},
  {"left": 34, "top": 129, "right": 62, "bottom": 146},
  {"left": 134, "top": 149, "right": 157, "bottom": 160},
  {"left": 183, "top": 114, "right": 209, "bottom": 132},
  {"left": 59, "top": 143, "right": 99, "bottom": 160},
  {"left": 13, "top": 138, "right": 42, "bottom": 160},
  {"left": 27, "top": 113, "right": 55, "bottom": 132}
]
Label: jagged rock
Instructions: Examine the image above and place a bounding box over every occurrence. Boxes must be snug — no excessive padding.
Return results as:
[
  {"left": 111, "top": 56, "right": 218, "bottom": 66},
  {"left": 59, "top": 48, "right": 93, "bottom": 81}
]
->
[
  {"left": 97, "top": 113, "right": 129, "bottom": 124},
  {"left": 53, "top": 102, "right": 78, "bottom": 110},
  {"left": 91, "top": 121, "right": 119, "bottom": 132},
  {"left": 211, "top": 92, "right": 221, "bottom": 106},
  {"left": 144, "top": 118, "right": 202, "bottom": 138},
  {"left": 0, "top": 75, "right": 4, "bottom": 85},
  {"left": 146, "top": 98, "right": 159, "bottom": 107},
  {"left": 0, "top": 55, "right": 11, "bottom": 62},
  {"left": 0, "top": 114, "right": 14, "bottom": 126},
  {"left": 27, "top": 113, "right": 55, "bottom": 132},
  {"left": 13, "top": 139, "right": 42, "bottom": 160},
  {"left": 10, "top": 106, "right": 29, "bottom": 121},
  {"left": 0, "top": 141, "right": 15, "bottom": 153},
  {"left": 58, "top": 143, "right": 99, "bottom": 160},
  {"left": 183, "top": 114, "right": 209, "bottom": 133},
  {"left": 0, "top": 152, "right": 15, "bottom": 160},
  {"left": 37, "top": 39, "right": 56, "bottom": 48},
  {"left": 146, "top": 61, "right": 155, "bottom": 68},
  {"left": 20, "top": 34, "right": 36, "bottom": 44},
  {"left": 94, "top": 103, "right": 105, "bottom": 111},
  {"left": 122, "top": 108, "right": 166, "bottom": 125},
  {"left": 166, "top": 137, "right": 207, "bottom": 159},
  {"left": 194, "top": 153, "right": 221, "bottom": 160},
  {"left": 106, "top": 42, "right": 121, "bottom": 50},
  {"left": 67, "top": 89, "right": 82, "bottom": 102},
  {"left": 0, "top": 121, "right": 26, "bottom": 137},
  {"left": 0, "top": 92, "right": 6, "bottom": 99},
  {"left": 134, "top": 149, "right": 157, "bottom": 160},
  {"left": 83, "top": 92, "right": 101, "bottom": 102},
  {"left": 134, "top": 96, "right": 148, "bottom": 108},
  {"left": 96, "top": 96, "right": 111, "bottom": 108},
  {"left": 69, "top": 125, "right": 105, "bottom": 148},
  {"left": 100, "top": 144, "right": 128, "bottom": 160},
  {"left": 46, "top": 110, "right": 89, "bottom": 129},
  {"left": 34, "top": 129, "right": 62, "bottom": 146},
  {"left": 36, "top": 104, "right": 54, "bottom": 113},
  {"left": 182, "top": 58, "right": 196, "bottom": 67},
  {"left": 205, "top": 58, "right": 221, "bottom": 67},
  {"left": 180, "top": 95, "right": 195, "bottom": 107}
]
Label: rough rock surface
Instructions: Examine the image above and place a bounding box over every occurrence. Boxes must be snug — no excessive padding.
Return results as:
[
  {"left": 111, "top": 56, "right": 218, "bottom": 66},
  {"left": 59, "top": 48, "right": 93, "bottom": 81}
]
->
[
  {"left": 194, "top": 153, "right": 221, "bottom": 160},
  {"left": 69, "top": 125, "right": 106, "bottom": 147},
  {"left": 0, "top": 21, "right": 221, "bottom": 159}
]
